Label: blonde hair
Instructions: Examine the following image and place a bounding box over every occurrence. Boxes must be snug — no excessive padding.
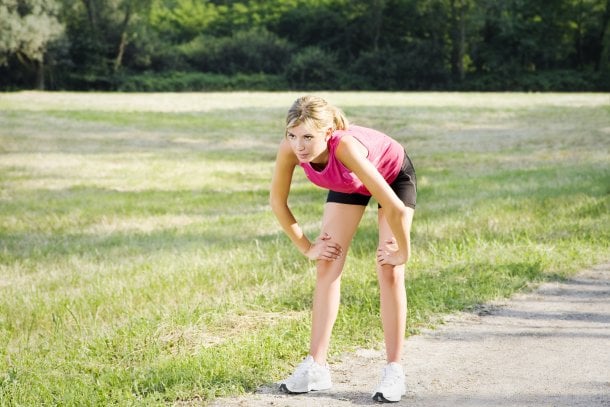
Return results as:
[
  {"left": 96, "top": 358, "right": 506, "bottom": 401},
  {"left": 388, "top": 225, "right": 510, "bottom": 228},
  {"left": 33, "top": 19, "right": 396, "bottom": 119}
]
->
[{"left": 285, "top": 95, "right": 349, "bottom": 136}]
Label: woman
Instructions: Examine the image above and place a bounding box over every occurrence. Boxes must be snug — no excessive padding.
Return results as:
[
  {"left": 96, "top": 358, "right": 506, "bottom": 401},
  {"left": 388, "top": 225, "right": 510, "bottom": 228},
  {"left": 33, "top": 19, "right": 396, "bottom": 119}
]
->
[{"left": 269, "top": 95, "right": 416, "bottom": 403}]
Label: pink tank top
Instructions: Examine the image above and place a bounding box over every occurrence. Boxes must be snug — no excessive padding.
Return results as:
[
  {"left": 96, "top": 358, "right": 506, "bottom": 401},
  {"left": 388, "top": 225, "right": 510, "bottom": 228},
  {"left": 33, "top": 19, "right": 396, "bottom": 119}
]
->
[{"left": 300, "top": 125, "right": 405, "bottom": 195}]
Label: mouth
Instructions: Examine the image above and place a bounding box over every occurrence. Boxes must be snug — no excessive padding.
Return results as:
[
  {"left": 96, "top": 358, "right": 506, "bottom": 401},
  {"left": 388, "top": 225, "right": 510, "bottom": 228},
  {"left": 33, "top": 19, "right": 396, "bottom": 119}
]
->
[{"left": 296, "top": 153, "right": 309, "bottom": 160}]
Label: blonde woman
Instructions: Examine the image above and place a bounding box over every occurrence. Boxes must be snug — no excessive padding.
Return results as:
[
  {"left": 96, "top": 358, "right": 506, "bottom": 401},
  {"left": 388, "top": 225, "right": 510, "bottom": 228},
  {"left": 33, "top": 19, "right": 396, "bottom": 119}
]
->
[{"left": 270, "top": 95, "right": 416, "bottom": 403}]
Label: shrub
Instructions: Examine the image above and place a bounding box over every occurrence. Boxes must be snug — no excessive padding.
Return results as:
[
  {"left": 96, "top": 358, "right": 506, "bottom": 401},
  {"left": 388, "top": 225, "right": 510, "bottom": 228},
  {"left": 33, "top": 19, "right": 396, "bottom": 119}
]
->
[
  {"left": 115, "top": 71, "right": 288, "bottom": 92},
  {"left": 348, "top": 48, "right": 399, "bottom": 90},
  {"left": 284, "top": 46, "right": 341, "bottom": 89},
  {"left": 180, "top": 28, "right": 294, "bottom": 75},
  {"left": 462, "top": 70, "right": 599, "bottom": 92}
]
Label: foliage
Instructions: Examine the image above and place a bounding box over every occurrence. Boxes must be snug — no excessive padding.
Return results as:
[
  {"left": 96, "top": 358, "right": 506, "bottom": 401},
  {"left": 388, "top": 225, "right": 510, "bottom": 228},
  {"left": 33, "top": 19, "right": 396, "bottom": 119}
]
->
[
  {"left": 460, "top": 69, "right": 603, "bottom": 91},
  {"left": 115, "top": 71, "right": 289, "bottom": 91},
  {"left": 284, "top": 46, "right": 341, "bottom": 89},
  {"left": 1, "top": 0, "right": 609, "bottom": 90},
  {"left": 0, "top": 0, "right": 64, "bottom": 89},
  {"left": 149, "top": 0, "right": 220, "bottom": 41},
  {"left": 0, "top": 0, "right": 63, "bottom": 64},
  {"left": 180, "top": 28, "right": 293, "bottom": 74}
]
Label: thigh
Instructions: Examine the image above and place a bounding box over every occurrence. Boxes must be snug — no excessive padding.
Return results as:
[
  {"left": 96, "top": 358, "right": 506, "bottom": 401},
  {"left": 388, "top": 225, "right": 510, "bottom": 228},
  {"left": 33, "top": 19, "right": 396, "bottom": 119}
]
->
[{"left": 321, "top": 202, "right": 366, "bottom": 250}]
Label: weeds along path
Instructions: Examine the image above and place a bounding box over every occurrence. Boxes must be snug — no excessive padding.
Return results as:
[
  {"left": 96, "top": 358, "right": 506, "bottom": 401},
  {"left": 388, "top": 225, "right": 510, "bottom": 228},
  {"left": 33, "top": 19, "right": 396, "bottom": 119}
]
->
[{"left": 212, "top": 263, "right": 610, "bottom": 406}]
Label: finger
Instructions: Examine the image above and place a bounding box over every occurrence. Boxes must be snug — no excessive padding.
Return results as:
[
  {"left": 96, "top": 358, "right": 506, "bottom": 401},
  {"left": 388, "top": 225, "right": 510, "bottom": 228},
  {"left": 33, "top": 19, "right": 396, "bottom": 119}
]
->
[
  {"left": 319, "top": 248, "right": 337, "bottom": 259},
  {"left": 326, "top": 248, "right": 339, "bottom": 257},
  {"left": 380, "top": 255, "right": 393, "bottom": 266},
  {"left": 327, "top": 247, "right": 341, "bottom": 258},
  {"left": 326, "top": 244, "right": 342, "bottom": 255},
  {"left": 331, "top": 243, "right": 343, "bottom": 252}
]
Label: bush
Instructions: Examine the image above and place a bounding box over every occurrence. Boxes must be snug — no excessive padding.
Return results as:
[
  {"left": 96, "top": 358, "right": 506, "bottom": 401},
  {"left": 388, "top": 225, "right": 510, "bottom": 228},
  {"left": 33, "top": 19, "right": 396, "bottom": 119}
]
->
[
  {"left": 284, "top": 46, "right": 341, "bottom": 89},
  {"left": 115, "top": 71, "right": 288, "bottom": 92},
  {"left": 346, "top": 42, "right": 450, "bottom": 91},
  {"left": 180, "top": 28, "right": 294, "bottom": 75},
  {"left": 395, "top": 42, "right": 450, "bottom": 90},
  {"left": 462, "top": 70, "right": 599, "bottom": 92},
  {"left": 347, "top": 49, "right": 398, "bottom": 90}
]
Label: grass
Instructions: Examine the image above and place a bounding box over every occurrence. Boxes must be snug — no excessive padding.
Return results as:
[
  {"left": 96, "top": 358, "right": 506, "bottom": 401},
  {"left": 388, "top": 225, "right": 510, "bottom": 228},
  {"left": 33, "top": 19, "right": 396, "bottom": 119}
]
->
[{"left": 0, "top": 91, "right": 609, "bottom": 405}]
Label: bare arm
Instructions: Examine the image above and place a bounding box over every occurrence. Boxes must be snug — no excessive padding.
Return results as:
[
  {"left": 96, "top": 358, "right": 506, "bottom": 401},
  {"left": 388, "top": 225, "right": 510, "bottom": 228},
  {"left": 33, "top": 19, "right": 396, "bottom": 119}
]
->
[
  {"left": 270, "top": 139, "right": 343, "bottom": 261},
  {"left": 335, "top": 136, "right": 411, "bottom": 265}
]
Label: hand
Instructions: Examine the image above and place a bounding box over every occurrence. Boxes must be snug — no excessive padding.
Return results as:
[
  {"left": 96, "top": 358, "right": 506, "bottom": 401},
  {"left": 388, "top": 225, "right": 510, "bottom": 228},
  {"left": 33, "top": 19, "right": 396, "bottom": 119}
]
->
[
  {"left": 376, "top": 238, "right": 406, "bottom": 266},
  {"left": 305, "top": 232, "right": 343, "bottom": 261}
]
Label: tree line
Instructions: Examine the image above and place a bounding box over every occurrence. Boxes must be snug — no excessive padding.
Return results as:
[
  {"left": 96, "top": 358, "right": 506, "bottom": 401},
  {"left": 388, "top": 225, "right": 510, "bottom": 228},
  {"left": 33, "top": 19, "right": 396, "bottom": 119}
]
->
[{"left": 1, "top": 0, "right": 609, "bottom": 91}]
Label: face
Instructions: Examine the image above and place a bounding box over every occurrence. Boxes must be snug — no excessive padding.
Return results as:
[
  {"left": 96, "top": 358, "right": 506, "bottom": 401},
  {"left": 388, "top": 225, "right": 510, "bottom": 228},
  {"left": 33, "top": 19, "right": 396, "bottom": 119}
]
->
[{"left": 286, "top": 123, "right": 332, "bottom": 164}]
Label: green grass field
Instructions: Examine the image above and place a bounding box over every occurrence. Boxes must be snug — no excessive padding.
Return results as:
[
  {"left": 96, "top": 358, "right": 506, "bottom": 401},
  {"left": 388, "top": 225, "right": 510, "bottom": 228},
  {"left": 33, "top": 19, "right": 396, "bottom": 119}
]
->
[{"left": 0, "top": 91, "right": 608, "bottom": 405}]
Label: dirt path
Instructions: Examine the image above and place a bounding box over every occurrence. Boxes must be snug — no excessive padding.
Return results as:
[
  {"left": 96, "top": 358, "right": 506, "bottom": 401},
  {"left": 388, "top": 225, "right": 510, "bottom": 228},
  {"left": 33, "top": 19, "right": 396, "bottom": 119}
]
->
[{"left": 212, "top": 263, "right": 610, "bottom": 406}]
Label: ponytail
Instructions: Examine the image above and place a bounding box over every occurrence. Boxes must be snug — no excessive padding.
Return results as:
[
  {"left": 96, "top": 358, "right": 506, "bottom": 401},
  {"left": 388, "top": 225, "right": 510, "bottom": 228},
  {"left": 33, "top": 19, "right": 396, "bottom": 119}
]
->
[{"left": 330, "top": 105, "right": 349, "bottom": 131}]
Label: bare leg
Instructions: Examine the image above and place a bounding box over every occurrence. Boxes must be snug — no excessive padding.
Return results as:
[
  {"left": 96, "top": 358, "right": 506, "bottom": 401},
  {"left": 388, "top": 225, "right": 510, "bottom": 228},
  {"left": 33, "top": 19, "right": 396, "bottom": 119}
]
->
[
  {"left": 377, "top": 207, "right": 414, "bottom": 363},
  {"left": 309, "top": 203, "right": 365, "bottom": 365}
]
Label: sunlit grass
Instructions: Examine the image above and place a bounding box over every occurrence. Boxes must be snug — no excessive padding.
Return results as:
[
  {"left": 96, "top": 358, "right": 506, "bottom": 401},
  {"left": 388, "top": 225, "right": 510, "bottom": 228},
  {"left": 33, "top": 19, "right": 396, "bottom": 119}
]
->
[{"left": 0, "top": 91, "right": 608, "bottom": 405}]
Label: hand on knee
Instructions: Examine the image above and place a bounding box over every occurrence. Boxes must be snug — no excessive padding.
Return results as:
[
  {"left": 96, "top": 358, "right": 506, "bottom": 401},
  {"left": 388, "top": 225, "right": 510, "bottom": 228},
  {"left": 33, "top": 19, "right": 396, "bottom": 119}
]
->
[{"left": 376, "top": 239, "right": 409, "bottom": 266}]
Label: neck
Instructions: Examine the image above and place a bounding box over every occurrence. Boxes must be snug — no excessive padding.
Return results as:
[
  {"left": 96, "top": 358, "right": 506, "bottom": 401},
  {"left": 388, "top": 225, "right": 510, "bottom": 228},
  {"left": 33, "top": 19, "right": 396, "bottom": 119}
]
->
[{"left": 310, "top": 150, "right": 329, "bottom": 171}]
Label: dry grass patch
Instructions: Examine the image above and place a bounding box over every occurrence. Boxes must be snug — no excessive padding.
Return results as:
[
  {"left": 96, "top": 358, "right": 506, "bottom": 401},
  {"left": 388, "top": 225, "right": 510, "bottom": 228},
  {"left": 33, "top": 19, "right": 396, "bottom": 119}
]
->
[
  {"left": 85, "top": 214, "right": 207, "bottom": 235},
  {"left": 156, "top": 310, "right": 307, "bottom": 356}
]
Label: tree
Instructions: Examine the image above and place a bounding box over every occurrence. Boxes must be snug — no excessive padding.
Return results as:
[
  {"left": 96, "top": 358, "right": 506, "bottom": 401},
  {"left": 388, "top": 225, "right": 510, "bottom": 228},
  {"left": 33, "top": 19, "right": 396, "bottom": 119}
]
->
[
  {"left": 0, "top": 0, "right": 64, "bottom": 89},
  {"left": 111, "top": 0, "right": 153, "bottom": 72},
  {"left": 149, "top": 0, "right": 220, "bottom": 41},
  {"left": 448, "top": 0, "right": 473, "bottom": 81}
]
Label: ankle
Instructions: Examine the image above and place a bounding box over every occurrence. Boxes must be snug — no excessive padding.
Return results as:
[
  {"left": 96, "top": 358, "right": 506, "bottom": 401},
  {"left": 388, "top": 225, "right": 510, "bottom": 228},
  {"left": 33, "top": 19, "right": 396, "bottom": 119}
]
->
[{"left": 309, "top": 354, "right": 327, "bottom": 366}]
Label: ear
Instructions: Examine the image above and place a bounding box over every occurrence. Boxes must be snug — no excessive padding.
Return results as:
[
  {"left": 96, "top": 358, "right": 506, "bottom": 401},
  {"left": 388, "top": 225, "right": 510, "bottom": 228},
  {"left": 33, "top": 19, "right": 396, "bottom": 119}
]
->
[{"left": 324, "top": 127, "right": 333, "bottom": 140}]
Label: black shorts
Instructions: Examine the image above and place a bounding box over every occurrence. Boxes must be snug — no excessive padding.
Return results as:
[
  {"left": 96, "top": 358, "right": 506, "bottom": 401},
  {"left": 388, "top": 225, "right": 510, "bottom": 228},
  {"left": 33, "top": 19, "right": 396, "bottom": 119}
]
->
[{"left": 326, "top": 151, "right": 417, "bottom": 209}]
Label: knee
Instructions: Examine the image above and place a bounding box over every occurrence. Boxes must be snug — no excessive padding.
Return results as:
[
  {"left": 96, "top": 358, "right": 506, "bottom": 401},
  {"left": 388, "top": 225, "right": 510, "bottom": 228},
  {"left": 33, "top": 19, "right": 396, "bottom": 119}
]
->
[
  {"left": 377, "top": 264, "right": 405, "bottom": 286},
  {"left": 316, "top": 259, "right": 344, "bottom": 280}
]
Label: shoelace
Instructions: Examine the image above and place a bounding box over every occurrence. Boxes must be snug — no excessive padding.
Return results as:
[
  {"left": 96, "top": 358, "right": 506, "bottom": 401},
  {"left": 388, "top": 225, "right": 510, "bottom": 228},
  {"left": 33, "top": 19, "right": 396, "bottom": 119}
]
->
[
  {"left": 290, "top": 358, "right": 314, "bottom": 379},
  {"left": 379, "top": 365, "right": 402, "bottom": 387}
]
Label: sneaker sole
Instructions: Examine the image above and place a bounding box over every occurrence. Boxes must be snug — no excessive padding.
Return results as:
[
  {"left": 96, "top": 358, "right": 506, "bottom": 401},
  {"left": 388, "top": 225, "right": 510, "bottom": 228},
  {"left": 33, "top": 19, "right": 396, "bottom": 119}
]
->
[
  {"left": 373, "top": 392, "right": 401, "bottom": 403},
  {"left": 279, "top": 383, "right": 331, "bottom": 394},
  {"left": 279, "top": 383, "right": 308, "bottom": 394}
]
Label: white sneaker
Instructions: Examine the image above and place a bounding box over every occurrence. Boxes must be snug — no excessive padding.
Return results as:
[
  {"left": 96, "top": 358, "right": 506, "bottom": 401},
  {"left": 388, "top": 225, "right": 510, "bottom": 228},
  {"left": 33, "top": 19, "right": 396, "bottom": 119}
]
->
[
  {"left": 279, "top": 356, "right": 332, "bottom": 394},
  {"left": 372, "top": 362, "right": 406, "bottom": 402}
]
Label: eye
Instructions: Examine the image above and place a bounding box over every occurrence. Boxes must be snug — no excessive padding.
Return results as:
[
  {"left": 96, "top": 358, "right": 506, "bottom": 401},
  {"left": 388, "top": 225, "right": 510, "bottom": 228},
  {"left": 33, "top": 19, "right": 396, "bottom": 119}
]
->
[
  {"left": 304, "top": 135, "right": 314, "bottom": 141},
  {"left": 286, "top": 133, "right": 296, "bottom": 139}
]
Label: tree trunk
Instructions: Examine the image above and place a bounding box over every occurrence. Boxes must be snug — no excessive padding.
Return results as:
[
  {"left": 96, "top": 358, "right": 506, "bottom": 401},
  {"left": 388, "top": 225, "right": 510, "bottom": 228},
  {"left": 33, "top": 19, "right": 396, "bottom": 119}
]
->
[
  {"left": 114, "top": 4, "right": 132, "bottom": 72},
  {"left": 81, "top": 0, "right": 97, "bottom": 29},
  {"left": 596, "top": 0, "right": 610, "bottom": 71},
  {"left": 450, "top": 0, "right": 466, "bottom": 81},
  {"left": 372, "top": 0, "right": 385, "bottom": 52},
  {"left": 114, "top": 32, "right": 127, "bottom": 72},
  {"left": 36, "top": 59, "right": 45, "bottom": 90},
  {"left": 458, "top": 2, "right": 465, "bottom": 80}
]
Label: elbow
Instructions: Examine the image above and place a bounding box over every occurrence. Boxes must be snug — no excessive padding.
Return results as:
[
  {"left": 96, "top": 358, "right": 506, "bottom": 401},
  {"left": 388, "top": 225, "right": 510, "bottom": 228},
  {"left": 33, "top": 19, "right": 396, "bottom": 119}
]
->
[
  {"left": 269, "top": 194, "right": 286, "bottom": 214},
  {"left": 385, "top": 204, "right": 409, "bottom": 222},
  {"left": 269, "top": 195, "right": 278, "bottom": 212}
]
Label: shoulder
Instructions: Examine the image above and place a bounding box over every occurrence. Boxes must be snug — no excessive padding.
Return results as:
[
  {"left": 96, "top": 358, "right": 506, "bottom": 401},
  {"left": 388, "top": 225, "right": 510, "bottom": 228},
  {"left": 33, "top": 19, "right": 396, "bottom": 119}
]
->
[
  {"left": 335, "top": 133, "right": 368, "bottom": 165},
  {"left": 277, "top": 137, "right": 299, "bottom": 165}
]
